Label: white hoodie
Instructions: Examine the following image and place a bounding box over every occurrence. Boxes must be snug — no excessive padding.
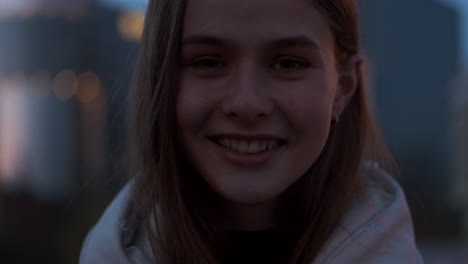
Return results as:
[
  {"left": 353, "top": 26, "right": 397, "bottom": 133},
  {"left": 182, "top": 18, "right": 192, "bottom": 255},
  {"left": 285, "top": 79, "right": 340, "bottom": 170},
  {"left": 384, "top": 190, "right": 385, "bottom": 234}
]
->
[{"left": 80, "top": 165, "right": 423, "bottom": 264}]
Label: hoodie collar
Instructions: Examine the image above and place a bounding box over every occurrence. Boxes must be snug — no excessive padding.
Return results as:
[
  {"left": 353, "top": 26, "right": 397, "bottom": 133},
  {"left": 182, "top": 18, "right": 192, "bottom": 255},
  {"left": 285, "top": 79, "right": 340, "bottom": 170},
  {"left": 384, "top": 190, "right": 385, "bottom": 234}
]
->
[{"left": 80, "top": 164, "right": 422, "bottom": 264}]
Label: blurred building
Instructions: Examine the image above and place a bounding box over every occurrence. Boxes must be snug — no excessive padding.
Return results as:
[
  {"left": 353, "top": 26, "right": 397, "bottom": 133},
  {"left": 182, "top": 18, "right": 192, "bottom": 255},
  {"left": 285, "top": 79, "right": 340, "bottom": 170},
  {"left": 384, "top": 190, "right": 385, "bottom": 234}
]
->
[
  {"left": 0, "top": 1, "right": 142, "bottom": 262},
  {"left": 359, "top": 0, "right": 461, "bottom": 242},
  {"left": 451, "top": 69, "right": 468, "bottom": 242}
]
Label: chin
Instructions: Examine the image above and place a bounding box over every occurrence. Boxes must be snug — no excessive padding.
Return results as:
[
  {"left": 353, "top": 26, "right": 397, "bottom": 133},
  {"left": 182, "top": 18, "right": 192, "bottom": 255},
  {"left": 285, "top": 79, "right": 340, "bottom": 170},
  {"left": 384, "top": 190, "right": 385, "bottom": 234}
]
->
[{"left": 209, "top": 176, "right": 285, "bottom": 206}]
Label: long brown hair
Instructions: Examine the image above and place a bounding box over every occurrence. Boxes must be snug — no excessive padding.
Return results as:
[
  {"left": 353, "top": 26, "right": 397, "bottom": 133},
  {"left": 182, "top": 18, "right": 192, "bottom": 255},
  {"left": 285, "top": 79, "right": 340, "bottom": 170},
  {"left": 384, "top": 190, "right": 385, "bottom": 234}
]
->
[{"left": 129, "top": 0, "right": 395, "bottom": 263}]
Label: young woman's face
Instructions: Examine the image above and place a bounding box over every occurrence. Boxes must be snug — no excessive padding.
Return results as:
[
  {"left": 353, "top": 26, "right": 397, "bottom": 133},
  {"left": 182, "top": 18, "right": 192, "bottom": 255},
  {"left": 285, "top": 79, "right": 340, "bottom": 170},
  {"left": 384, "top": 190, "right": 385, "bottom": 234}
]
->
[{"left": 177, "top": 0, "right": 349, "bottom": 222}]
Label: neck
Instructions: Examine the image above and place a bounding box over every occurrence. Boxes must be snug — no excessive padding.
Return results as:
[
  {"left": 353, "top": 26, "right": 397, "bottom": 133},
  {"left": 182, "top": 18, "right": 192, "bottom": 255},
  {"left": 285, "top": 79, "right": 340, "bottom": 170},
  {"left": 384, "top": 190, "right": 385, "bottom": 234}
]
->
[{"left": 220, "top": 199, "right": 281, "bottom": 231}]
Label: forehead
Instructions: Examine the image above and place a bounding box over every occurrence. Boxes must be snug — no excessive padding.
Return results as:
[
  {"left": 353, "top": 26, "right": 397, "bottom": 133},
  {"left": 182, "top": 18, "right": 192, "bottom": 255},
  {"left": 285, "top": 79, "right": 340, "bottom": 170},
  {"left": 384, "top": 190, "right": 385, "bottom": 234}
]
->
[{"left": 183, "top": 0, "right": 333, "bottom": 48}]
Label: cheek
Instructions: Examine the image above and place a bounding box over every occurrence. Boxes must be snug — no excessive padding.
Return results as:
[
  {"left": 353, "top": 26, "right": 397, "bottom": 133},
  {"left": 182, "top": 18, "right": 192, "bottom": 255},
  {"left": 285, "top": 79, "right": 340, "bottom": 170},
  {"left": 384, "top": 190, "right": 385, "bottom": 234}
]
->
[
  {"left": 277, "top": 77, "right": 335, "bottom": 126},
  {"left": 276, "top": 77, "right": 335, "bottom": 155},
  {"left": 176, "top": 77, "right": 221, "bottom": 133},
  {"left": 291, "top": 99, "right": 332, "bottom": 151},
  {"left": 176, "top": 91, "right": 198, "bottom": 131}
]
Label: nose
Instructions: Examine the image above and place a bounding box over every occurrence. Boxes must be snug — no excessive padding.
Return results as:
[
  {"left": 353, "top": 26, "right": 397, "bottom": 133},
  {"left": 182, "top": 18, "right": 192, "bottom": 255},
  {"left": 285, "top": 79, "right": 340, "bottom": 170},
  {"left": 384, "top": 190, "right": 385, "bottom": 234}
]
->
[{"left": 221, "top": 66, "right": 273, "bottom": 124}]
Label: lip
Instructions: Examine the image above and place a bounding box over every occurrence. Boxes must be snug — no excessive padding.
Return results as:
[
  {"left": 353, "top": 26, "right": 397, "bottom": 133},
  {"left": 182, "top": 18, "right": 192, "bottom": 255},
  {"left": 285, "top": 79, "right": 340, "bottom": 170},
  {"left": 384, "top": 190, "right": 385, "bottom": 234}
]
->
[
  {"left": 209, "top": 137, "right": 285, "bottom": 166},
  {"left": 208, "top": 133, "right": 287, "bottom": 143}
]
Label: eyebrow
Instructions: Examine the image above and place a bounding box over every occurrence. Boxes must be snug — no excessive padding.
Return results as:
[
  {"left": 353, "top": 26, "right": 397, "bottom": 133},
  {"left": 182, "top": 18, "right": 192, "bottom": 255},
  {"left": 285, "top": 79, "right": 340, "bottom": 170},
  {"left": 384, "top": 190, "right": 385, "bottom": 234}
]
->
[
  {"left": 182, "top": 35, "right": 320, "bottom": 50},
  {"left": 268, "top": 36, "right": 320, "bottom": 50},
  {"left": 182, "top": 35, "right": 235, "bottom": 47}
]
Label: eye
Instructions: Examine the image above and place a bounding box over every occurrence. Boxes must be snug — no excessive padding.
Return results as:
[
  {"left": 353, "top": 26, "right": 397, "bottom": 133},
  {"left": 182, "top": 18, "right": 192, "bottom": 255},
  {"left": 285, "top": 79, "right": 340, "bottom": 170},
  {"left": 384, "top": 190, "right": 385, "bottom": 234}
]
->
[
  {"left": 185, "top": 57, "right": 228, "bottom": 78},
  {"left": 271, "top": 57, "right": 311, "bottom": 71},
  {"left": 189, "top": 58, "right": 225, "bottom": 69}
]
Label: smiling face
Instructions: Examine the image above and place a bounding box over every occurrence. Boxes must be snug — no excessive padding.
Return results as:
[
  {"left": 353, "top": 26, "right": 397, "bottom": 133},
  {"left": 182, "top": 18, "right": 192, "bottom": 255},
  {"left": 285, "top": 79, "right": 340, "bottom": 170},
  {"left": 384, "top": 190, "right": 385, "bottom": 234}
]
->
[{"left": 177, "top": 0, "right": 352, "bottom": 228}]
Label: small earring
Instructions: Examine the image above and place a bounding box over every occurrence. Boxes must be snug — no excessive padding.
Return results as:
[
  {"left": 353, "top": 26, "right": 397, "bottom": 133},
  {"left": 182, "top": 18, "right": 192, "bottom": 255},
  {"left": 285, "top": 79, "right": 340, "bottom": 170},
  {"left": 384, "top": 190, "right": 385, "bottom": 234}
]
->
[{"left": 333, "top": 114, "right": 340, "bottom": 124}]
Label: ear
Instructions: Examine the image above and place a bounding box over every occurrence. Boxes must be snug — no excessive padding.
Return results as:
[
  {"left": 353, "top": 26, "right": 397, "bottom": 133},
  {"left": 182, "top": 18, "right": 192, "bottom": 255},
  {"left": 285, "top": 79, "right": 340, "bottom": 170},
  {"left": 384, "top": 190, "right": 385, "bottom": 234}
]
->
[{"left": 332, "top": 54, "right": 363, "bottom": 118}]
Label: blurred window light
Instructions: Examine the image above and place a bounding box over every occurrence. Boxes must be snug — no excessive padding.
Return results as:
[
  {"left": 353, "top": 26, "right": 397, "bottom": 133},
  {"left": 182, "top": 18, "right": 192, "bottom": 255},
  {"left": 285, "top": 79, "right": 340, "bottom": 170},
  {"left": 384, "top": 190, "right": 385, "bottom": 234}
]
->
[
  {"left": 0, "top": 71, "right": 78, "bottom": 198},
  {"left": 0, "top": 74, "right": 30, "bottom": 185},
  {"left": 117, "top": 11, "right": 145, "bottom": 41},
  {"left": 52, "top": 70, "right": 78, "bottom": 101},
  {"left": 0, "top": 0, "right": 89, "bottom": 20},
  {"left": 0, "top": 0, "right": 39, "bottom": 19},
  {"left": 0, "top": 72, "right": 5, "bottom": 92},
  {"left": 11, "top": 71, "right": 28, "bottom": 91},
  {"left": 76, "top": 72, "right": 101, "bottom": 103}
]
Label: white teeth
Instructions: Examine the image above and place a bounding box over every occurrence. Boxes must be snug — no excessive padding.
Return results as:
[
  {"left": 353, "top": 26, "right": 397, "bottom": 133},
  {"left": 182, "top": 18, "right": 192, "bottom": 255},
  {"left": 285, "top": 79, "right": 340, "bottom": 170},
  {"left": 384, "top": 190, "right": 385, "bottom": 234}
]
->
[
  {"left": 216, "top": 138, "right": 281, "bottom": 154},
  {"left": 239, "top": 141, "right": 248, "bottom": 153},
  {"left": 248, "top": 141, "right": 260, "bottom": 153},
  {"left": 231, "top": 139, "right": 239, "bottom": 150}
]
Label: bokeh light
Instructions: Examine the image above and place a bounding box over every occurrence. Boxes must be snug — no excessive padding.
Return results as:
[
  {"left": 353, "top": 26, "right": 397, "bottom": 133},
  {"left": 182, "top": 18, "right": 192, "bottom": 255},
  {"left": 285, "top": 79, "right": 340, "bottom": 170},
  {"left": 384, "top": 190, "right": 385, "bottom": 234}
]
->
[
  {"left": 117, "top": 11, "right": 145, "bottom": 41},
  {"left": 76, "top": 72, "right": 101, "bottom": 103},
  {"left": 52, "top": 70, "right": 78, "bottom": 100}
]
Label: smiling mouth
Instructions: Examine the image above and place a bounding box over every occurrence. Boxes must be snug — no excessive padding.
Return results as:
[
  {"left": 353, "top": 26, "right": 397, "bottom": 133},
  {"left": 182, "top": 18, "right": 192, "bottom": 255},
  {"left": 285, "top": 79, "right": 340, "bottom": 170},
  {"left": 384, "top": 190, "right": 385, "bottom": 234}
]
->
[{"left": 210, "top": 137, "right": 286, "bottom": 154}]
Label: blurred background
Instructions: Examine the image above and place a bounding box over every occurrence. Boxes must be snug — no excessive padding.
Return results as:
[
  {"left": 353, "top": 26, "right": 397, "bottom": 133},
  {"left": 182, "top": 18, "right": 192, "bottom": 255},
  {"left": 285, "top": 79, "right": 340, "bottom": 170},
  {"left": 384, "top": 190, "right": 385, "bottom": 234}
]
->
[{"left": 0, "top": 0, "right": 467, "bottom": 263}]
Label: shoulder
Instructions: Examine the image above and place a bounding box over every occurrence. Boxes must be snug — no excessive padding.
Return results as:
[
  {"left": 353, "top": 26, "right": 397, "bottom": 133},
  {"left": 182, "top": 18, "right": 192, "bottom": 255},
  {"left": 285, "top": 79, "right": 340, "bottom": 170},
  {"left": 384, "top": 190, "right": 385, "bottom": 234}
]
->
[
  {"left": 315, "top": 162, "right": 424, "bottom": 264},
  {"left": 79, "top": 182, "right": 154, "bottom": 264}
]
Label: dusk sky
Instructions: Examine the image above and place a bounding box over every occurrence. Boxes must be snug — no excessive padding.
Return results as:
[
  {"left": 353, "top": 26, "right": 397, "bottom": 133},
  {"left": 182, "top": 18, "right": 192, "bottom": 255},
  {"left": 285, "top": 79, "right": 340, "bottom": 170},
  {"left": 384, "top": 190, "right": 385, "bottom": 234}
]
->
[{"left": 101, "top": 0, "right": 148, "bottom": 10}]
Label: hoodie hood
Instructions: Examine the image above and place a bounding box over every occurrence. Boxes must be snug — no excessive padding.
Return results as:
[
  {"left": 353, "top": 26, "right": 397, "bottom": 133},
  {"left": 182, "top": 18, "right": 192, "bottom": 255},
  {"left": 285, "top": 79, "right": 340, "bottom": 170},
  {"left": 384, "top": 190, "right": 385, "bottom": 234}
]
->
[{"left": 80, "top": 164, "right": 423, "bottom": 264}]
